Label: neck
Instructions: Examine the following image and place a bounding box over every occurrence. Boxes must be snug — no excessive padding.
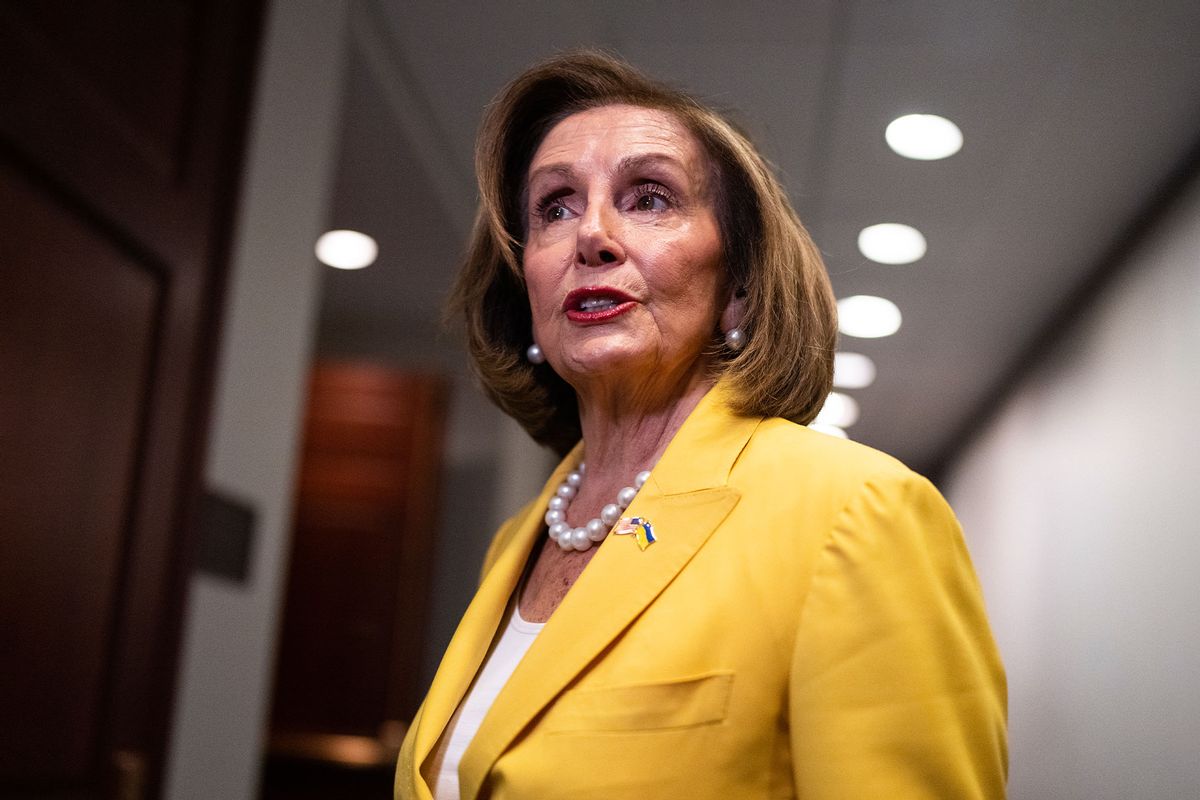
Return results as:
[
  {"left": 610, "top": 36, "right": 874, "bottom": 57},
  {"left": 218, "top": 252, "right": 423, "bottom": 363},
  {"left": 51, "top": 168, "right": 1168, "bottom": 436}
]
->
[{"left": 573, "top": 369, "right": 714, "bottom": 497}]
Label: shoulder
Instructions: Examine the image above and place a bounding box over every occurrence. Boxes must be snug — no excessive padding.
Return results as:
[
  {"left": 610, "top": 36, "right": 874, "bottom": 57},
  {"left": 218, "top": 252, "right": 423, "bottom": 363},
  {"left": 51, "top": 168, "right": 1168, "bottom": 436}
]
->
[
  {"left": 728, "top": 417, "right": 961, "bottom": 561},
  {"left": 736, "top": 416, "right": 924, "bottom": 498}
]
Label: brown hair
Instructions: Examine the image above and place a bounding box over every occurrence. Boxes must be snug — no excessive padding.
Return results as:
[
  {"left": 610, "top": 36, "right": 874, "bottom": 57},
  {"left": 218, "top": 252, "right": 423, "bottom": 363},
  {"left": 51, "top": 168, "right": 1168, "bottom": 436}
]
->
[{"left": 448, "top": 50, "right": 837, "bottom": 454}]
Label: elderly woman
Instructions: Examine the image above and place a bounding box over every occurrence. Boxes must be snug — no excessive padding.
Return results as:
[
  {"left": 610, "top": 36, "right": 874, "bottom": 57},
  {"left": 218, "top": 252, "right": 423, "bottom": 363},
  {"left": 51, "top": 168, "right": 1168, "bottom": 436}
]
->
[{"left": 396, "top": 52, "right": 1006, "bottom": 799}]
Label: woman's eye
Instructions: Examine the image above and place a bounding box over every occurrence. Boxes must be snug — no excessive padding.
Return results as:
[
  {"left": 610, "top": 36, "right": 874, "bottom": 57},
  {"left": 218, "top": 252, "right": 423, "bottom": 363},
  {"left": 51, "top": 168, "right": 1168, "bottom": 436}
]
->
[
  {"left": 632, "top": 185, "right": 673, "bottom": 212},
  {"left": 533, "top": 195, "right": 575, "bottom": 224}
]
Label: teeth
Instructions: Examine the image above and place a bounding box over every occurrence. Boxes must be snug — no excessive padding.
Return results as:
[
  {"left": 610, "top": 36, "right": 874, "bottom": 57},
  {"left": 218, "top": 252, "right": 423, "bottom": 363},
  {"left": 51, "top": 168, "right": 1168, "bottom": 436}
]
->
[{"left": 579, "top": 297, "right": 618, "bottom": 311}]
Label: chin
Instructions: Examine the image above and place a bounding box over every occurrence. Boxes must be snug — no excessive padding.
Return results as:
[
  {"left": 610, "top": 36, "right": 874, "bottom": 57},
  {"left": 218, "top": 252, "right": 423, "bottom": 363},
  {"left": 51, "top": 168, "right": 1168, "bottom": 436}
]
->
[
  {"left": 566, "top": 347, "right": 645, "bottom": 376},
  {"left": 559, "top": 335, "right": 652, "bottom": 378}
]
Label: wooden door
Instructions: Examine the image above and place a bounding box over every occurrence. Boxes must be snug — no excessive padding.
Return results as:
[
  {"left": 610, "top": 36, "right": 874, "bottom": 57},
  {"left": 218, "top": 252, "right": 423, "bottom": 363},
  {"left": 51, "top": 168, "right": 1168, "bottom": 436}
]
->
[
  {"left": 263, "top": 363, "right": 448, "bottom": 798},
  {"left": 0, "top": 2, "right": 263, "bottom": 797}
]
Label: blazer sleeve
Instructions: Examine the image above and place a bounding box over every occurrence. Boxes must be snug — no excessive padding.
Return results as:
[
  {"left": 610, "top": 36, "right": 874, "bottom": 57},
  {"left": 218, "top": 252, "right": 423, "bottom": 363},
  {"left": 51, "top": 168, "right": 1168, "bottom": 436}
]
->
[{"left": 787, "top": 471, "right": 1007, "bottom": 798}]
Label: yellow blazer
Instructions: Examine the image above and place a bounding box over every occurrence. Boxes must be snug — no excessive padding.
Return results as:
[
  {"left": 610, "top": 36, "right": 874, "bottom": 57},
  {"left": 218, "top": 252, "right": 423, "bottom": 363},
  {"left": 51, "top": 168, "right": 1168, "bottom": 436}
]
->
[{"left": 396, "top": 382, "right": 1006, "bottom": 799}]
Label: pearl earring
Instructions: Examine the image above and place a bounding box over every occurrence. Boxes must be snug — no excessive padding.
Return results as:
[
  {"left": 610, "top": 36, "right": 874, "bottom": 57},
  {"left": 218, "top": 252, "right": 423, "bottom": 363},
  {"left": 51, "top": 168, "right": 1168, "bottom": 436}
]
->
[
  {"left": 526, "top": 343, "right": 546, "bottom": 364},
  {"left": 724, "top": 327, "right": 746, "bottom": 351}
]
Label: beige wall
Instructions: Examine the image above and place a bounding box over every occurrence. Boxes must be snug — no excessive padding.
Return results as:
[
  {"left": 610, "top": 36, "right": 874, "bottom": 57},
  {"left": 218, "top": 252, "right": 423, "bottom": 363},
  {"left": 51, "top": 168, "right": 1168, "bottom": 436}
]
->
[
  {"left": 945, "top": 173, "right": 1200, "bottom": 798},
  {"left": 164, "top": 3, "right": 349, "bottom": 798}
]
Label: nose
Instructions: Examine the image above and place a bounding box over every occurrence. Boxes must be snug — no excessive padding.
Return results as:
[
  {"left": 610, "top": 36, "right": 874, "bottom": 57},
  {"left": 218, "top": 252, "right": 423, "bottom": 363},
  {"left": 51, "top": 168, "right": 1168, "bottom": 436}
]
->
[{"left": 575, "top": 202, "right": 625, "bottom": 268}]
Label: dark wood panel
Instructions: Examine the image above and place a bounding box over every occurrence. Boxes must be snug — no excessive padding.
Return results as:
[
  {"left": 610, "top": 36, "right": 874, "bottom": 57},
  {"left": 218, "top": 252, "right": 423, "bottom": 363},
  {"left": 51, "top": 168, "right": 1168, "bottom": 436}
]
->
[
  {"left": 0, "top": 0, "right": 257, "bottom": 263},
  {"left": 0, "top": 166, "right": 161, "bottom": 782},
  {"left": 2, "top": 2, "right": 193, "bottom": 177},
  {"left": 0, "top": 0, "right": 264, "bottom": 796},
  {"left": 268, "top": 363, "right": 448, "bottom": 779}
]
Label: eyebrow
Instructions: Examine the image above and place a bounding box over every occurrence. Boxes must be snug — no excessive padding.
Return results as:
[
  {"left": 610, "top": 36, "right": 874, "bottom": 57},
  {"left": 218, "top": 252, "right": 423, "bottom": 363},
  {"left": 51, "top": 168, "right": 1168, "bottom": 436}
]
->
[
  {"left": 614, "top": 152, "right": 688, "bottom": 178},
  {"left": 526, "top": 163, "right": 577, "bottom": 188},
  {"left": 527, "top": 152, "right": 690, "bottom": 189},
  {"left": 618, "top": 151, "right": 709, "bottom": 200}
]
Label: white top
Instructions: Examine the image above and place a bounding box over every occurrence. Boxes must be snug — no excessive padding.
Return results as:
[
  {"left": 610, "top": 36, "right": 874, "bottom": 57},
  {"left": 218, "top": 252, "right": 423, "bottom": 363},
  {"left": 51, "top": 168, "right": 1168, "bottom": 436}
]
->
[{"left": 431, "top": 600, "right": 545, "bottom": 800}]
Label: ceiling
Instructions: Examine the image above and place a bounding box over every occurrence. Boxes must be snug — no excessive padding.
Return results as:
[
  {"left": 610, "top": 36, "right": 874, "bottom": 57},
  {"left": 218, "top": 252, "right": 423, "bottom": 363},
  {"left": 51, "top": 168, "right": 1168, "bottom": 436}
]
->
[{"left": 315, "top": 0, "right": 1200, "bottom": 476}]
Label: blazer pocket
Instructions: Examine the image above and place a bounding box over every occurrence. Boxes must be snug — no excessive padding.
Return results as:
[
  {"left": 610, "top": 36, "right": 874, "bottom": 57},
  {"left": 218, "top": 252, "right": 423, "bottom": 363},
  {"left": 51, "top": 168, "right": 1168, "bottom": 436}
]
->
[{"left": 543, "top": 671, "right": 734, "bottom": 734}]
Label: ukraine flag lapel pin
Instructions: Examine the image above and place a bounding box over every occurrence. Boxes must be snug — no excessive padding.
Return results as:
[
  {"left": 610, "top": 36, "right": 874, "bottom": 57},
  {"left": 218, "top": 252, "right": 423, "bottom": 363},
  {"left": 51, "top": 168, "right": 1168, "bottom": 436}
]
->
[{"left": 614, "top": 516, "right": 656, "bottom": 551}]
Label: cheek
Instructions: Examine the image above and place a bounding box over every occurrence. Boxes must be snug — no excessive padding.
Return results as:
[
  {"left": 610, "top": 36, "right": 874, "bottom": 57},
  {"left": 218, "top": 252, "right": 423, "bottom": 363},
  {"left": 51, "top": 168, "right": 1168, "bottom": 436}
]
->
[
  {"left": 522, "top": 253, "right": 564, "bottom": 332},
  {"left": 652, "top": 229, "right": 723, "bottom": 308}
]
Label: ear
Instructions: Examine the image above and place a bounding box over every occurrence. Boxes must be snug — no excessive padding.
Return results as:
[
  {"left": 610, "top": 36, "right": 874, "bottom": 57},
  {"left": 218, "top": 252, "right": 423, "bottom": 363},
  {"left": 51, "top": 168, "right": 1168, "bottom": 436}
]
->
[{"left": 719, "top": 285, "right": 747, "bottom": 334}]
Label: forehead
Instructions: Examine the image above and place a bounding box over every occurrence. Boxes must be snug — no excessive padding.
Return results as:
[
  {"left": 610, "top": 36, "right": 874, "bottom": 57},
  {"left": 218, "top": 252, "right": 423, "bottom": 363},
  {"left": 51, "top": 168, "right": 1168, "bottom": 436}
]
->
[{"left": 530, "top": 104, "right": 706, "bottom": 173}]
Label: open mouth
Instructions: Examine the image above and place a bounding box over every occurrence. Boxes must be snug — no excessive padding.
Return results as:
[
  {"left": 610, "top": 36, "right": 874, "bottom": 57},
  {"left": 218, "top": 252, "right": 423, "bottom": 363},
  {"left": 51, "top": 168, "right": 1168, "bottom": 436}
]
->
[
  {"left": 578, "top": 296, "right": 621, "bottom": 312},
  {"left": 563, "top": 287, "right": 637, "bottom": 322}
]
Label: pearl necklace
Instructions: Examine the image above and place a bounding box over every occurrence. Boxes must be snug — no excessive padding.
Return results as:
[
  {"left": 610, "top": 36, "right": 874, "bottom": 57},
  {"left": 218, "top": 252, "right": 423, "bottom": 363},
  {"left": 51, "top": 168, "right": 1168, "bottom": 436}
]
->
[{"left": 544, "top": 462, "right": 652, "bottom": 552}]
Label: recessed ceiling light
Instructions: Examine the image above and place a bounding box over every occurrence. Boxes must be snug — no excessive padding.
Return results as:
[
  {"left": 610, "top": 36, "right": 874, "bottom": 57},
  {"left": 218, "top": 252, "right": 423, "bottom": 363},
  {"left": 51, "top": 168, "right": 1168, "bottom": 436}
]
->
[
  {"left": 886, "top": 113, "right": 963, "bottom": 160},
  {"left": 809, "top": 423, "right": 849, "bottom": 439},
  {"left": 315, "top": 229, "right": 378, "bottom": 270},
  {"left": 838, "top": 295, "right": 902, "bottom": 339},
  {"left": 858, "top": 223, "right": 927, "bottom": 265},
  {"left": 815, "top": 391, "right": 860, "bottom": 428},
  {"left": 834, "top": 352, "right": 877, "bottom": 389}
]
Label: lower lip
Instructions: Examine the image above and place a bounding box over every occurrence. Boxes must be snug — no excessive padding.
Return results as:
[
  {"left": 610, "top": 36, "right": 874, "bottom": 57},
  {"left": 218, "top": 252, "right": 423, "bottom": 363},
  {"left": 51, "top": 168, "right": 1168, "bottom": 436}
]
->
[{"left": 565, "top": 301, "right": 637, "bottom": 324}]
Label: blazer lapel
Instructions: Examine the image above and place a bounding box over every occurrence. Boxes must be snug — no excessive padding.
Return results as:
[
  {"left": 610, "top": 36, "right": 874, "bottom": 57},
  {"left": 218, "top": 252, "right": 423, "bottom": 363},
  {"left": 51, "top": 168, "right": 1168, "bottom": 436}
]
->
[
  {"left": 410, "top": 448, "right": 582, "bottom": 783},
  {"left": 458, "top": 382, "right": 760, "bottom": 800}
]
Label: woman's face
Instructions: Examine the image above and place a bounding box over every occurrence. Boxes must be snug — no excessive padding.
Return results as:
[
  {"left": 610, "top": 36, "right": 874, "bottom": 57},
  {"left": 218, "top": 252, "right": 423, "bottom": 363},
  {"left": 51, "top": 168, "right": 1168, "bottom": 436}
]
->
[{"left": 523, "top": 104, "right": 729, "bottom": 400}]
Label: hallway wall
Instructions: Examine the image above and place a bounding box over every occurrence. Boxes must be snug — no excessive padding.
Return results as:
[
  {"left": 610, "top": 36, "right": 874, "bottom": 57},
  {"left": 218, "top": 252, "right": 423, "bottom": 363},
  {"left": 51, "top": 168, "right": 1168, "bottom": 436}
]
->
[
  {"left": 944, "top": 171, "right": 1200, "bottom": 798},
  {"left": 164, "top": 3, "right": 349, "bottom": 798}
]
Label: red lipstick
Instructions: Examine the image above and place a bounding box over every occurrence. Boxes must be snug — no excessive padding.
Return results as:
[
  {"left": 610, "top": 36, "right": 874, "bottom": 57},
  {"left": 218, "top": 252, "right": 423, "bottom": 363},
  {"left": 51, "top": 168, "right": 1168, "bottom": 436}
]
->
[{"left": 562, "top": 286, "right": 637, "bottom": 324}]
